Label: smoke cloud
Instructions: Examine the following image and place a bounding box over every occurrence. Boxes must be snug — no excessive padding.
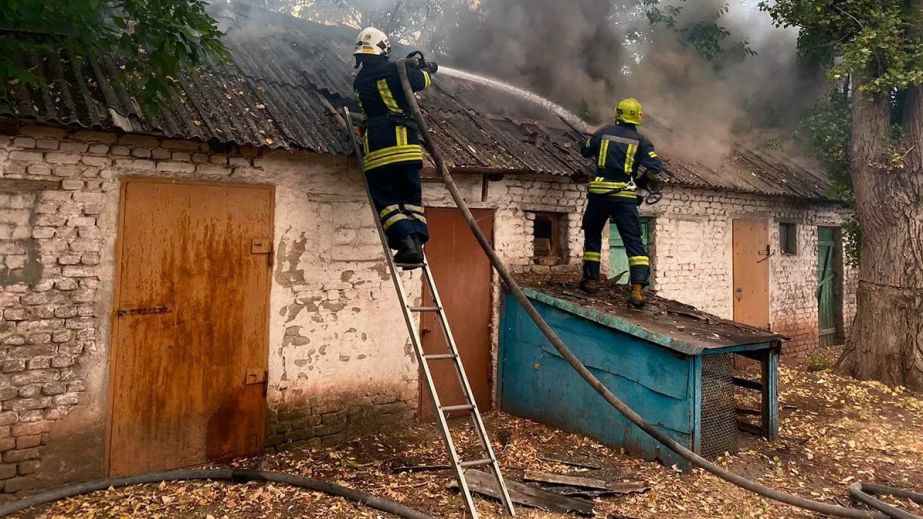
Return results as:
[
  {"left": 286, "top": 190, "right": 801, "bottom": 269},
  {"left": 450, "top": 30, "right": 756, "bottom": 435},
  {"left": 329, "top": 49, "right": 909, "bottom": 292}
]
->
[{"left": 443, "top": 0, "right": 823, "bottom": 168}]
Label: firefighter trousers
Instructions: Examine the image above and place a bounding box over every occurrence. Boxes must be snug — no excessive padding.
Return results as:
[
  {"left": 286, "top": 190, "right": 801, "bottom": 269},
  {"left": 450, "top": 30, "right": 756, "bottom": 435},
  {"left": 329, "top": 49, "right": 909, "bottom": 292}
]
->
[
  {"left": 582, "top": 196, "right": 650, "bottom": 285},
  {"left": 365, "top": 162, "right": 429, "bottom": 249}
]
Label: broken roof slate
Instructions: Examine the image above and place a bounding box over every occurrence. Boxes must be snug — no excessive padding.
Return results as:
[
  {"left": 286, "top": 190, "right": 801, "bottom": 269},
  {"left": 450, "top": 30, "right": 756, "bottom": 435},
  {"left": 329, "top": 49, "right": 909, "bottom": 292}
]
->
[{"left": 0, "top": 2, "right": 838, "bottom": 202}]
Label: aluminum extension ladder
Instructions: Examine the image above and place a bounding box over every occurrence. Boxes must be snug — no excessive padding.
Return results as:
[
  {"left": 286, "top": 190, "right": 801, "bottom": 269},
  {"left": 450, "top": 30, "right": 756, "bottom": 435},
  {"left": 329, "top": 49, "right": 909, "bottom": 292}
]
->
[{"left": 344, "top": 108, "right": 515, "bottom": 518}]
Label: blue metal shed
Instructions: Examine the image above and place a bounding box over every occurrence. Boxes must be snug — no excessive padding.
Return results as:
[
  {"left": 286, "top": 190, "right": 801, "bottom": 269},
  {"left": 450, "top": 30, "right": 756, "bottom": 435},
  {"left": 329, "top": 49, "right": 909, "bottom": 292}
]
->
[{"left": 499, "top": 283, "right": 783, "bottom": 469}]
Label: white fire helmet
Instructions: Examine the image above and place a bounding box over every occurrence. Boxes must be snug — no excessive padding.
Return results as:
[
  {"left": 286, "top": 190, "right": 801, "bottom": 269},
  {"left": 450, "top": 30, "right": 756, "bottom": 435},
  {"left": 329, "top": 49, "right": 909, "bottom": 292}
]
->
[{"left": 354, "top": 27, "right": 391, "bottom": 57}]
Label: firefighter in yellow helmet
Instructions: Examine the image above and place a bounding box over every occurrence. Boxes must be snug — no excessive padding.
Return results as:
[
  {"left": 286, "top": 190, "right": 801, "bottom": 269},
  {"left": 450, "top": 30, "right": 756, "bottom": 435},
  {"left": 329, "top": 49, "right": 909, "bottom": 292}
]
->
[
  {"left": 352, "top": 27, "right": 438, "bottom": 266},
  {"left": 579, "top": 98, "right": 662, "bottom": 308}
]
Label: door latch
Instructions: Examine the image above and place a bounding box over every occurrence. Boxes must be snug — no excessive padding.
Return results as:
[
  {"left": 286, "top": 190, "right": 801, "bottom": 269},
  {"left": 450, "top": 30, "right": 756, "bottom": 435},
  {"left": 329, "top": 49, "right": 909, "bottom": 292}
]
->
[
  {"left": 117, "top": 305, "right": 171, "bottom": 317},
  {"left": 735, "top": 288, "right": 744, "bottom": 302},
  {"left": 245, "top": 369, "right": 269, "bottom": 397}
]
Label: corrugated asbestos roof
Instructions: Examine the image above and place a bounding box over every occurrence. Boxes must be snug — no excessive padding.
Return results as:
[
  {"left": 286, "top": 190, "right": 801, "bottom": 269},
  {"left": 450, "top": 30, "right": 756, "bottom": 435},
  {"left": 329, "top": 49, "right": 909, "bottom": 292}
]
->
[{"left": 0, "top": 3, "right": 835, "bottom": 201}]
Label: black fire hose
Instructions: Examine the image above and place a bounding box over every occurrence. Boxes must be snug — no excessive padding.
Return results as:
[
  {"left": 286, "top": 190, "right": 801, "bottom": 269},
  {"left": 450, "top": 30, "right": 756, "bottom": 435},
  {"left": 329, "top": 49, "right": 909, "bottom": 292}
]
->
[
  {"left": 395, "top": 58, "right": 921, "bottom": 519},
  {"left": 0, "top": 469, "right": 433, "bottom": 519}
]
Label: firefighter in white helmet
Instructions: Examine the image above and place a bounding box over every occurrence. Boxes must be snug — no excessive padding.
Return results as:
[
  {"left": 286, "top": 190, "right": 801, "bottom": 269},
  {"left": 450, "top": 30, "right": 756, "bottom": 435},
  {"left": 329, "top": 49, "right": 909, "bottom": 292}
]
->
[{"left": 353, "top": 27, "right": 438, "bottom": 266}]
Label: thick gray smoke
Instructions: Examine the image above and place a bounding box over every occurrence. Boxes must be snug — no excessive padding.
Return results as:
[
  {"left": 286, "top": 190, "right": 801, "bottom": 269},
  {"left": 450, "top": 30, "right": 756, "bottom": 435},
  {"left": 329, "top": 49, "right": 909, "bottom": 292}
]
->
[
  {"left": 445, "top": 0, "right": 823, "bottom": 167},
  {"left": 447, "top": 0, "right": 627, "bottom": 120}
]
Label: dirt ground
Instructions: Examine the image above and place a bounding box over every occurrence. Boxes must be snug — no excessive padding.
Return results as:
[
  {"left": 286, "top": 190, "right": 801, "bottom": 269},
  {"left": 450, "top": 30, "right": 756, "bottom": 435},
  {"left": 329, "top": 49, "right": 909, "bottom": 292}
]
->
[{"left": 13, "top": 362, "right": 923, "bottom": 519}]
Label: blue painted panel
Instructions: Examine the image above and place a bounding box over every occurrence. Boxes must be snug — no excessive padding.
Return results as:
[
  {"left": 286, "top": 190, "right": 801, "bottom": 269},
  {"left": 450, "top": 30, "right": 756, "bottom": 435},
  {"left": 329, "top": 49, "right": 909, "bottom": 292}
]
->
[
  {"left": 500, "top": 296, "right": 695, "bottom": 468},
  {"left": 537, "top": 308, "right": 690, "bottom": 400}
]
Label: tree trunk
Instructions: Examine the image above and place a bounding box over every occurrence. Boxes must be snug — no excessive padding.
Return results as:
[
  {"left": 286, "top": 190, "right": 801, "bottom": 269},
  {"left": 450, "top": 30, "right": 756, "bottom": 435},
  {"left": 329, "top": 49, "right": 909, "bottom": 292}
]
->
[{"left": 835, "top": 73, "right": 923, "bottom": 391}]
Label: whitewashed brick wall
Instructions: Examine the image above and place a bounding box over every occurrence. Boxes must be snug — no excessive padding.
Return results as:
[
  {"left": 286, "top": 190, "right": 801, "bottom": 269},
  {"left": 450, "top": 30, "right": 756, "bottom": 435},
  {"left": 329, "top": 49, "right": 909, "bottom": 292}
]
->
[
  {"left": 643, "top": 186, "right": 857, "bottom": 356},
  {"left": 0, "top": 121, "right": 856, "bottom": 497}
]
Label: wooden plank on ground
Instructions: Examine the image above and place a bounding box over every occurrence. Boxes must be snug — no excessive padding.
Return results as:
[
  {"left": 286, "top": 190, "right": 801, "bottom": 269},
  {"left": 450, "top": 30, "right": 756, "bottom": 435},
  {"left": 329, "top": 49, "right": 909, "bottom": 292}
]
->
[
  {"left": 538, "top": 454, "right": 603, "bottom": 470},
  {"left": 524, "top": 470, "right": 608, "bottom": 490},
  {"left": 461, "top": 470, "right": 596, "bottom": 516}
]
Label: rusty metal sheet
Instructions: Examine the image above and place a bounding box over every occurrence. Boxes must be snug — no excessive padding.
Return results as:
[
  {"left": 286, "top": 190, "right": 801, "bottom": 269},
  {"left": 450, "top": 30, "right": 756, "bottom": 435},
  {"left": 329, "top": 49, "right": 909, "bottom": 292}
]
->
[{"left": 109, "top": 179, "right": 273, "bottom": 476}]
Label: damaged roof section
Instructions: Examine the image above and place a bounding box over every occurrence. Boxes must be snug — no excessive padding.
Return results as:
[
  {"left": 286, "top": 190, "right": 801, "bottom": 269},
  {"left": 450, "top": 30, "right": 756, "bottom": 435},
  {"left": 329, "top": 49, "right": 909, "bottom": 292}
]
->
[
  {"left": 0, "top": 2, "right": 836, "bottom": 200},
  {"left": 516, "top": 277, "right": 783, "bottom": 355}
]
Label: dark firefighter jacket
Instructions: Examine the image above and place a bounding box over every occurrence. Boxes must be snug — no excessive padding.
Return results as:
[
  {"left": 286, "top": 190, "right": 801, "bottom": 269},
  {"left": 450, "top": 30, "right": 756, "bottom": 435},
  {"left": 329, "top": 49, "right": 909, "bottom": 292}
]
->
[
  {"left": 581, "top": 123, "right": 663, "bottom": 199},
  {"left": 354, "top": 57, "right": 433, "bottom": 171}
]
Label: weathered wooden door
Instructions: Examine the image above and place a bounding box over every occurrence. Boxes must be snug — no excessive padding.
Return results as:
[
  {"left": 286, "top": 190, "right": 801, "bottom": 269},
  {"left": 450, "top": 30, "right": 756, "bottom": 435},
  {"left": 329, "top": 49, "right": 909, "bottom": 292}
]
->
[
  {"left": 732, "top": 219, "right": 770, "bottom": 329},
  {"left": 109, "top": 179, "right": 273, "bottom": 476},
  {"left": 817, "top": 227, "right": 839, "bottom": 346},
  {"left": 609, "top": 218, "right": 650, "bottom": 283},
  {"left": 419, "top": 208, "right": 494, "bottom": 421}
]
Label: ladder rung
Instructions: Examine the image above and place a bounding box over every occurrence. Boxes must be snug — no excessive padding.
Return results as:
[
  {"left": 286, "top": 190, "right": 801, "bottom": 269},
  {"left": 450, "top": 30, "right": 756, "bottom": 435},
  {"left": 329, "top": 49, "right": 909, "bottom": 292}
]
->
[
  {"left": 441, "top": 404, "right": 474, "bottom": 413},
  {"left": 459, "top": 458, "right": 493, "bottom": 469},
  {"left": 424, "top": 353, "right": 456, "bottom": 361},
  {"left": 395, "top": 262, "right": 426, "bottom": 269},
  {"left": 409, "top": 306, "right": 441, "bottom": 312}
]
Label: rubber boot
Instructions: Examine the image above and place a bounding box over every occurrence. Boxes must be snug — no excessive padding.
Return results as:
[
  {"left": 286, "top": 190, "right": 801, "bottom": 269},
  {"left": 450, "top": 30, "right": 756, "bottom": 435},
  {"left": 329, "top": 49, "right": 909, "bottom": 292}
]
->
[
  {"left": 393, "top": 236, "right": 423, "bottom": 267},
  {"left": 579, "top": 278, "right": 599, "bottom": 295},
  {"left": 629, "top": 283, "right": 645, "bottom": 309}
]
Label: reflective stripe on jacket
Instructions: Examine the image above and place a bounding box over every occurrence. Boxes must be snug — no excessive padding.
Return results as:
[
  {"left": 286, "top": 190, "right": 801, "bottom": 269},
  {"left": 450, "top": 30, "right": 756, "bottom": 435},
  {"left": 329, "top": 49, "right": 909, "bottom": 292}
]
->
[
  {"left": 581, "top": 123, "right": 662, "bottom": 198},
  {"left": 354, "top": 58, "right": 432, "bottom": 171}
]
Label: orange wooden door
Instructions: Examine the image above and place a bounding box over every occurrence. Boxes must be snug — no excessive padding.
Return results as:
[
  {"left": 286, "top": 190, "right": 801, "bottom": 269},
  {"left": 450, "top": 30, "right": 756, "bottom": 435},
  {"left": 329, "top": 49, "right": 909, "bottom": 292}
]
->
[
  {"left": 419, "top": 208, "right": 494, "bottom": 421},
  {"left": 732, "top": 219, "right": 770, "bottom": 329},
  {"left": 109, "top": 179, "right": 273, "bottom": 476}
]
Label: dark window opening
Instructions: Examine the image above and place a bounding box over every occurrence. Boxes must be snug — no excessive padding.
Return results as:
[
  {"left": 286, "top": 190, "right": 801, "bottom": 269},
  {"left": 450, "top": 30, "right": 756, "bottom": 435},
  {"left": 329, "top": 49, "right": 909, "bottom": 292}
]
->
[
  {"left": 531, "top": 212, "right": 566, "bottom": 265},
  {"left": 779, "top": 222, "right": 798, "bottom": 255}
]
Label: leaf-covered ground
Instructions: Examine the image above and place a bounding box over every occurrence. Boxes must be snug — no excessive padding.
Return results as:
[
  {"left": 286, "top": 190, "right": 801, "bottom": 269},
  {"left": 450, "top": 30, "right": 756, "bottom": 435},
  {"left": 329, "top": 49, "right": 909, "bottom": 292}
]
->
[{"left": 13, "top": 364, "right": 923, "bottom": 518}]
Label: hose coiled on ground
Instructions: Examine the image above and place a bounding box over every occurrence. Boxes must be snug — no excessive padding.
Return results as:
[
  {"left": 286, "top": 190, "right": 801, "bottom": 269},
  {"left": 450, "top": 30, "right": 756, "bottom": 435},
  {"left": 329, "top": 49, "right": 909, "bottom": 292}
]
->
[{"left": 0, "top": 469, "right": 433, "bottom": 519}]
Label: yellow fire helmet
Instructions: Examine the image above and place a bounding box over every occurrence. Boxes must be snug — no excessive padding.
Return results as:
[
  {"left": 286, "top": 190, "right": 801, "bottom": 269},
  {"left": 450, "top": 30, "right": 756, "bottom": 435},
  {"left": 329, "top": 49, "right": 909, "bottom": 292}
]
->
[
  {"left": 615, "top": 98, "right": 643, "bottom": 125},
  {"left": 354, "top": 27, "right": 391, "bottom": 57}
]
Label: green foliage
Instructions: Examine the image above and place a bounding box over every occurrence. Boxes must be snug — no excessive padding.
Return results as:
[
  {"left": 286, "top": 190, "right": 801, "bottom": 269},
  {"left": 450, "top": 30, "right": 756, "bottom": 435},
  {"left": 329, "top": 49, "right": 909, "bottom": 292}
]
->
[
  {"left": 760, "top": 0, "right": 923, "bottom": 95},
  {"left": 842, "top": 216, "right": 861, "bottom": 268},
  {"left": 806, "top": 354, "right": 832, "bottom": 372},
  {"left": 577, "top": 99, "right": 592, "bottom": 123},
  {"left": 0, "top": 0, "right": 226, "bottom": 108},
  {"left": 645, "top": 1, "right": 755, "bottom": 62},
  {"left": 803, "top": 89, "right": 852, "bottom": 199}
]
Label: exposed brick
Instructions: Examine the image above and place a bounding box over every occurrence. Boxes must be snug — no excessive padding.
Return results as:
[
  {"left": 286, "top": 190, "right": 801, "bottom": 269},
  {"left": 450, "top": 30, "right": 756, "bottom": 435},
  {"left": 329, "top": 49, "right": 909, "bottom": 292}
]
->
[
  {"left": 131, "top": 147, "right": 152, "bottom": 158},
  {"left": 60, "top": 180, "right": 84, "bottom": 190},
  {"left": 3, "top": 448, "right": 40, "bottom": 463},
  {"left": 34, "top": 139, "right": 58, "bottom": 150},
  {"left": 59, "top": 142, "right": 89, "bottom": 154},
  {"left": 41, "top": 383, "right": 66, "bottom": 396},
  {"left": 114, "top": 158, "right": 155, "bottom": 170},
  {"left": 25, "top": 358, "right": 49, "bottom": 370},
  {"left": 0, "top": 414, "right": 17, "bottom": 427},
  {"left": 0, "top": 465, "right": 16, "bottom": 480},
  {"left": 53, "top": 279, "right": 79, "bottom": 291},
  {"left": 17, "top": 385, "right": 42, "bottom": 398},
  {"left": 192, "top": 153, "right": 209, "bottom": 163},
  {"left": 151, "top": 148, "right": 171, "bottom": 160},
  {"left": 2, "top": 309, "right": 26, "bottom": 321},
  {"left": 0, "top": 389, "right": 17, "bottom": 402},
  {"left": 26, "top": 164, "right": 52, "bottom": 176},
  {"left": 66, "top": 216, "right": 95, "bottom": 227},
  {"left": 4, "top": 475, "right": 37, "bottom": 492},
  {"left": 17, "top": 460, "right": 40, "bottom": 476},
  {"left": 72, "top": 131, "right": 118, "bottom": 143},
  {"left": 12, "top": 138, "right": 35, "bottom": 149},
  {"left": 163, "top": 139, "right": 199, "bottom": 151},
  {"left": 27, "top": 333, "right": 51, "bottom": 345},
  {"left": 31, "top": 227, "right": 55, "bottom": 239},
  {"left": 53, "top": 394, "right": 78, "bottom": 406},
  {"left": 45, "top": 153, "right": 81, "bottom": 165},
  {"left": 10, "top": 371, "right": 59, "bottom": 387},
  {"left": 62, "top": 266, "right": 96, "bottom": 278},
  {"left": 11, "top": 423, "right": 47, "bottom": 438},
  {"left": 14, "top": 435, "right": 41, "bottom": 450},
  {"left": 119, "top": 134, "right": 160, "bottom": 147},
  {"left": 196, "top": 164, "right": 230, "bottom": 176},
  {"left": 8, "top": 151, "right": 42, "bottom": 162},
  {"left": 50, "top": 357, "right": 74, "bottom": 368},
  {"left": 157, "top": 161, "right": 195, "bottom": 173},
  {"left": 87, "top": 144, "right": 110, "bottom": 155},
  {"left": 7, "top": 398, "right": 51, "bottom": 412},
  {"left": 109, "top": 146, "right": 129, "bottom": 156}
]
